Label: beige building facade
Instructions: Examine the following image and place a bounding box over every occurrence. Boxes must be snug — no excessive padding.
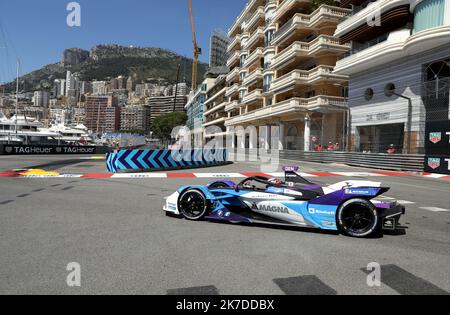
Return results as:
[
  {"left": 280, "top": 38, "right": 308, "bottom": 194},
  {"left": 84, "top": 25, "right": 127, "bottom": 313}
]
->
[{"left": 225, "top": 0, "right": 351, "bottom": 151}]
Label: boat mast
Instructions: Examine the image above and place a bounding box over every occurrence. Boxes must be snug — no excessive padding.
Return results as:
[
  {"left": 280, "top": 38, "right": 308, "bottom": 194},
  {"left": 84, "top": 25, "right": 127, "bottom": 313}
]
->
[{"left": 15, "top": 59, "right": 19, "bottom": 135}]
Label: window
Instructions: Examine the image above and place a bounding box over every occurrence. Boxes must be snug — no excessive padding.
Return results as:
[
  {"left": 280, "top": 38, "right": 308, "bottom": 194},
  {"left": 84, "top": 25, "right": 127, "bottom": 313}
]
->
[
  {"left": 413, "top": 0, "right": 445, "bottom": 33},
  {"left": 263, "top": 74, "right": 273, "bottom": 92},
  {"left": 306, "top": 90, "right": 316, "bottom": 98},
  {"left": 239, "top": 90, "right": 246, "bottom": 102},
  {"left": 365, "top": 88, "right": 374, "bottom": 101},
  {"left": 240, "top": 55, "right": 247, "bottom": 67},
  {"left": 265, "top": 30, "right": 274, "bottom": 47},
  {"left": 384, "top": 83, "right": 396, "bottom": 97}
]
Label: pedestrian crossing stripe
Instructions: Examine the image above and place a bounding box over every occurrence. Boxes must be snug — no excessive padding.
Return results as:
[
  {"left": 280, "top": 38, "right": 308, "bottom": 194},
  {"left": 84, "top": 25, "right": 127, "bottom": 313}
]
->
[{"left": 166, "top": 265, "right": 448, "bottom": 295}]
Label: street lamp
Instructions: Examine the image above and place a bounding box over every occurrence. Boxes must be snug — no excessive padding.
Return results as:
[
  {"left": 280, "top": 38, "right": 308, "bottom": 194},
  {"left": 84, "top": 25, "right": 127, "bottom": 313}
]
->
[
  {"left": 385, "top": 83, "right": 413, "bottom": 155},
  {"left": 333, "top": 82, "right": 350, "bottom": 152}
]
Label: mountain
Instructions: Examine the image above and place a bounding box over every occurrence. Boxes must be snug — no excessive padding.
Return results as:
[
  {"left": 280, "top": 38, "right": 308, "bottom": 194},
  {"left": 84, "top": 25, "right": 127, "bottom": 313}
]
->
[{"left": 4, "top": 45, "right": 208, "bottom": 92}]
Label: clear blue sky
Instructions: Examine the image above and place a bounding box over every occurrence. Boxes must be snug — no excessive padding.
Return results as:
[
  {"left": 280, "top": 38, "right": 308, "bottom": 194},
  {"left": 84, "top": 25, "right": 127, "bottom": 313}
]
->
[{"left": 0, "top": 0, "right": 245, "bottom": 83}]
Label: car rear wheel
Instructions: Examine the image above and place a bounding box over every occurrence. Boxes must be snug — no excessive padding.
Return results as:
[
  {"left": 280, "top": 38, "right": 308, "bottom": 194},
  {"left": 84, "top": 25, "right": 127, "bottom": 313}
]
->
[
  {"left": 178, "top": 189, "right": 208, "bottom": 220},
  {"left": 337, "top": 199, "right": 379, "bottom": 238},
  {"left": 209, "top": 181, "right": 233, "bottom": 189}
]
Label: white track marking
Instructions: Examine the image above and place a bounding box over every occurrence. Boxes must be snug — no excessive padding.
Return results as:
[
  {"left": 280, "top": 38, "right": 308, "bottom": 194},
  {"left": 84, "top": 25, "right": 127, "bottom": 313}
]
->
[
  {"left": 332, "top": 172, "right": 387, "bottom": 177},
  {"left": 21, "top": 174, "right": 83, "bottom": 178},
  {"left": 420, "top": 207, "right": 450, "bottom": 212},
  {"left": 194, "top": 173, "right": 245, "bottom": 178},
  {"left": 266, "top": 172, "right": 285, "bottom": 177},
  {"left": 112, "top": 173, "right": 167, "bottom": 178},
  {"left": 396, "top": 200, "right": 416, "bottom": 205},
  {"left": 298, "top": 172, "right": 319, "bottom": 177},
  {"left": 423, "top": 174, "right": 447, "bottom": 179}
]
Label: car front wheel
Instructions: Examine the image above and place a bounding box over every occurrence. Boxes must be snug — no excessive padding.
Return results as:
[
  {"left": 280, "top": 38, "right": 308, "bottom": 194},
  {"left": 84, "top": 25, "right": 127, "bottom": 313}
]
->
[
  {"left": 337, "top": 199, "right": 379, "bottom": 238},
  {"left": 178, "top": 189, "right": 209, "bottom": 220}
]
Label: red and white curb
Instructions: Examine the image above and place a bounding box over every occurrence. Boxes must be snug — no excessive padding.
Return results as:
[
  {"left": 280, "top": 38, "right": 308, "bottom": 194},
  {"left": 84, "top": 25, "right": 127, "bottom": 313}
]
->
[{"left": 1, "top": 170, "right": 450, "bottom": 180}]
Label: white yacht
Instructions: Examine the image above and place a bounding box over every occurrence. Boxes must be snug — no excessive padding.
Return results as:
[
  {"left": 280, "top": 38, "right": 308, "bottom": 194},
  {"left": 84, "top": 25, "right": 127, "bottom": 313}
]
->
[
  {"left": 0, "top": 112, "right": 61, "bottom": 145},
  {"left": 40, "top": 123, "right": 94, "bottom": 145}
]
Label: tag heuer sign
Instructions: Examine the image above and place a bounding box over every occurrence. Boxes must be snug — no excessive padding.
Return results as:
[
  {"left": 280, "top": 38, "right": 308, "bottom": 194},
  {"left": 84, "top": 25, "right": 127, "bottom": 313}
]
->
[
  {"left": 428, "top": 158, "right": 441, "bottom": 170},
  {"left": 429, "top": 132, "right": 442, "bottom": 144}
]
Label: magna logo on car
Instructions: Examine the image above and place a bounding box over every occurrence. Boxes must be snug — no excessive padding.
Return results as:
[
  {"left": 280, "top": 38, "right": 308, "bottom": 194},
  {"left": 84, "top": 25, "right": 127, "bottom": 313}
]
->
[{"left": 252, "top": 202, "right": 289, "bottom": 214}]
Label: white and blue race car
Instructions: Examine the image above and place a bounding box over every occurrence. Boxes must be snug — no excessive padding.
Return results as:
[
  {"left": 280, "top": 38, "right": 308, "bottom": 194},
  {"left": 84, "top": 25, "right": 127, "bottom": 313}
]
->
[{"left": 164, "top": 167, "right": 406, "bottom": 238}]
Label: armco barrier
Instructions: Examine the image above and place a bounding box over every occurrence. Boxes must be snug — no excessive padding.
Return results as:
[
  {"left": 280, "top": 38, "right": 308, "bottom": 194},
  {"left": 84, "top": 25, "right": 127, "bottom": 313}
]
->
[
  {"left": 106, "top": 149, "right": 228, "bottom": 173},
  {"left": 279, "top": 151, "right": 425, "bottom": 172}
]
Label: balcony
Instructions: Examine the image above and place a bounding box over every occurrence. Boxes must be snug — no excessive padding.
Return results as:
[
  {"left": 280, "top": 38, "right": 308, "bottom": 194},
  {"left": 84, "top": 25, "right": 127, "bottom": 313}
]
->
[
  {"left": 243, "top": 6, "right": 265, "bottom": 34},
  {"left": 243, "top": 47, "right": 264, "bottom": 68},
  {"left": 272, "top": 0, "right": 311, "bottom": 23},
  {"left": 225, "top": 95, "right": 348, "bottom": 126},
  {"left": 203, "top": 116, "right": 227, "bottom": 128},
  {"left": 227, "top": 51, "right": 240, "bottom": 68},
  {"left": 271, "top": 36, "right": 350, "bottom": 70},
  {"left": 335, "top": 26, "right": 450, "bottom": 75},
  {"left": 225, "top": 84, "right": 240, "bottom": 97},
  {"left": 243, "top": 27, "right": 265, "bottom": 51},
  {"left": 225, "top": 100, "right": 239, "bottom": 112},
  {"left": 205, "top": 86, "right": 227, "bottom": 106},
  {"left": 228, "top": 0, "right": 263, "bottom": 37},
  {"left": 271, "top": 66, "right": 348, "bottom": 93},
  {"left": 204, "top": 100, "right": 227, "bottom": 116},
  {"left": 226, "top": 67, "right": 240, "bottom": 83},
  {"left": 227, "top": 35, "right": 241, "bottom": 53},
  {"left": 242, "top": 68, "right": 263, "bottom": 87},
  {"left": 335, "top": 0, "right": 409, "bottom": 38},
  {"left": 273, "top": 5, "right": 351, "bottom": 46},
  {"left": 242, "top": 89, "right": 263, "bottom": 105}
]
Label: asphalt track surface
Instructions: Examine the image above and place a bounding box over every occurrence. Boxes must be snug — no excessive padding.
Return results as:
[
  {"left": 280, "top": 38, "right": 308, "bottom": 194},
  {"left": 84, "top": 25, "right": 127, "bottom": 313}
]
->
[{"left": 0, "top": 155, "right": 449, "bottom": 295}]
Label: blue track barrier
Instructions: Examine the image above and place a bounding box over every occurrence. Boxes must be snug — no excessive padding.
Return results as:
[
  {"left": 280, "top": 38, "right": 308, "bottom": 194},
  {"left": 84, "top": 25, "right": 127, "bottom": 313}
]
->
[{"left": 106, "top": 149, "right": 229, "bottom": 173}]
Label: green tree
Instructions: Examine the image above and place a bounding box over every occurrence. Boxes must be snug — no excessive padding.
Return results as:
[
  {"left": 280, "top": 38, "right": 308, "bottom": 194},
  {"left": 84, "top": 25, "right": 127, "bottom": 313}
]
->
[{"left": 151, "top": 112, "right": 187, "bottom": 144}]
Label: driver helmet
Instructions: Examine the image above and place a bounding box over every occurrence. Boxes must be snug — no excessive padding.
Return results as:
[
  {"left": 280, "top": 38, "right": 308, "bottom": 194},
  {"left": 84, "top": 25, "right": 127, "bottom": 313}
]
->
[{"left": 268, "top": 178, "right": 282, "bottom": 186}]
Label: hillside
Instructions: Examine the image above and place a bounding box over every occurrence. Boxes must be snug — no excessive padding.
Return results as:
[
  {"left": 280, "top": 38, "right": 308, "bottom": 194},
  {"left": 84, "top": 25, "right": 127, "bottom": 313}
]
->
[{"left": 4, "top": 45, "right": 208, "bottom": 92}]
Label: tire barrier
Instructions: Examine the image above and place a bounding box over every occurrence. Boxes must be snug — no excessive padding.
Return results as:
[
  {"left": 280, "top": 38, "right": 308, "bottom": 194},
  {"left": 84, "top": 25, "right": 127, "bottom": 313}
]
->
[{"left": 106, "top": 149, "right": 229, "bottom": 173}]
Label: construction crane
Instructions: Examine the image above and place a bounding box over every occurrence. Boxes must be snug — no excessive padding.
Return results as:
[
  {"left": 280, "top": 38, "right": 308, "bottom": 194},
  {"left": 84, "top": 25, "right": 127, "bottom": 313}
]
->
[{"left": 188, "top": 0, "right": 201, "bottom": 91}]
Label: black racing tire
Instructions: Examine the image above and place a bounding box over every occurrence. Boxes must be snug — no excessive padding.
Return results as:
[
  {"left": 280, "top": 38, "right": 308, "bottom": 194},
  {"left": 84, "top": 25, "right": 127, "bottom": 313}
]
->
[
  {"left": 178, "top": 189, "right": 209, "bottom": 221},
  {"left": 337, "top": 198, "right": 379, "bottom": 238},
  {"left": 209, "top": 181, "right": 233, "bottom": 189}
]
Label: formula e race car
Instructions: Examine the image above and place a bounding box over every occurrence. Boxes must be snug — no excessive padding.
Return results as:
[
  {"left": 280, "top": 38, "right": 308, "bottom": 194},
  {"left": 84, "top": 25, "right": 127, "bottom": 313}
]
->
[{"left": 163, "top": 167, "right": 406, "bottom": 238}]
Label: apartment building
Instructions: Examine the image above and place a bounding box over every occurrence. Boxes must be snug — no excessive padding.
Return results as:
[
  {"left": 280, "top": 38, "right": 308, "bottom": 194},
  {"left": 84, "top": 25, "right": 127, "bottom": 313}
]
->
[
  {"left": 210, "top": 31, "right": 231, "bottom": 68},
  {"left": 334, "top": 0, "right": 450, "bottom": 154},
  {"left": 225, "top": 0, "right": 351, "bottom": 151},
  {"left": 104, "top": 106, "right": 121, "bottom": 133},
  {"left": 185, "top": 78, "right": 216, "bottom": 131},
  {"left": 147, "top": 95, "right": 187, "bottom": 124},
  {"left": 33, "top": 91, "right": 50, "bottom": 108},
  {"left": 85, "top": 95, "right": 119, "bottom": 132},
  {"left": 120, "top": 105, "right": 151, "bottom": 134},
  {"left": 203, "top": 75, "right": 228, "bottom": 138}
]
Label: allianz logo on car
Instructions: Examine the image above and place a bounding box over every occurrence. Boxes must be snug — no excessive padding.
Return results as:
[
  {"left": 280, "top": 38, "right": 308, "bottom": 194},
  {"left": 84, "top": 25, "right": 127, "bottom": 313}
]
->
[{"left": 308, "top": 208, "right": 335, "bottom": 216}]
